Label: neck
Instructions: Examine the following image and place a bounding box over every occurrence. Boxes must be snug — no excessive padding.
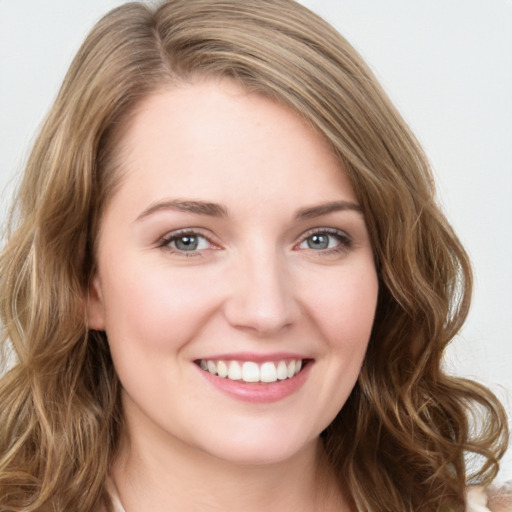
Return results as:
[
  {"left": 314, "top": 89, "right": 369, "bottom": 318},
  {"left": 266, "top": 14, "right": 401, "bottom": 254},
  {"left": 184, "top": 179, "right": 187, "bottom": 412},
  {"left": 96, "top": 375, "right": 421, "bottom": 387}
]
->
[{"left": 111, "top": 423, "right": 349, "bottom": 512}]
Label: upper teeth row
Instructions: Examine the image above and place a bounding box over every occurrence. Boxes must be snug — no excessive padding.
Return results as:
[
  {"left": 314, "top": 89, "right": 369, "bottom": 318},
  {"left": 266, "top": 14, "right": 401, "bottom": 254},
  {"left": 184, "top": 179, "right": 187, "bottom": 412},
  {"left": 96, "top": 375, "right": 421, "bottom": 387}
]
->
[{"left": 199, "top": 359, "right": 303, "bottom": 383}]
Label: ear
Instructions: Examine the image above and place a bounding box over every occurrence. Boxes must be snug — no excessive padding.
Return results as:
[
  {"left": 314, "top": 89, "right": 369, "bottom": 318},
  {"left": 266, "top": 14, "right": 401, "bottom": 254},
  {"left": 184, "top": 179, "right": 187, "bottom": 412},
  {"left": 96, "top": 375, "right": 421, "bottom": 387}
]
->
[{"left": 87, "top": 274, "right": 106, "bottom": 330}]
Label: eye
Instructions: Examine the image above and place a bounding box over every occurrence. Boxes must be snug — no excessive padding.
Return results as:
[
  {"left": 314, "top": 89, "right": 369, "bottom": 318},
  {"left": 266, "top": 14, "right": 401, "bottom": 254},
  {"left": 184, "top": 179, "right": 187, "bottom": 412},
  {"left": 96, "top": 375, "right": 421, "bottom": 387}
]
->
[
  {"left": 159, "top": 230, "right": 213, "bottom": 254},
  {"left": 297, "top": 229, "right": 351, "bottom": 253}
]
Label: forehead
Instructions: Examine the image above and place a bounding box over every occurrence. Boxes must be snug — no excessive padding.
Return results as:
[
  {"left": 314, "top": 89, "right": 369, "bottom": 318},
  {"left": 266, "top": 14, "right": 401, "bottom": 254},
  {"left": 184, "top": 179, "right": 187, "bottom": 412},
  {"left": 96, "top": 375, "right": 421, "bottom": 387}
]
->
[{"left": 105, "top": 78, "right": 356, "bottom": 219}]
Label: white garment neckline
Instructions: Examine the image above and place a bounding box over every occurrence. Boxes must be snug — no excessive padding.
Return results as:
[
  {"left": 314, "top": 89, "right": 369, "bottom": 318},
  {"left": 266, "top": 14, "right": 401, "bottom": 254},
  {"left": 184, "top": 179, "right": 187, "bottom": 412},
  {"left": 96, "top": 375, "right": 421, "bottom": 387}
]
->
[
  {"left": 106, "top": 477, "right": 126, "bottom": 512},
  {"left": 105, "top": 477, "right": 496, "bottom": 512}
]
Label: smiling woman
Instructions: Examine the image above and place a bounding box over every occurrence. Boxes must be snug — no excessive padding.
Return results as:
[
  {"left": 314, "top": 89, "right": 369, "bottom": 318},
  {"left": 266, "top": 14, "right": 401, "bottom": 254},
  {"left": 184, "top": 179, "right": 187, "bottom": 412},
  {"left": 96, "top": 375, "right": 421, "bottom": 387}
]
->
[
  {"left": 87, "top": 81, "right": 378, "bottom": 475},
  {"left": 0, "top": 1, "right": 509, "bottom": 512}
]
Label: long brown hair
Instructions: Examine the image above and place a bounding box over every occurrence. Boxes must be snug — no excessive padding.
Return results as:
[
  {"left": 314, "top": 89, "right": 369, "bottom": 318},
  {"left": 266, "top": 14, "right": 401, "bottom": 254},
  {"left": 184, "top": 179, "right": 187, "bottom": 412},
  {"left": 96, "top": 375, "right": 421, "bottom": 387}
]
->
[{"left": 0, "top": 1, "right": 508, "bottom": 511}]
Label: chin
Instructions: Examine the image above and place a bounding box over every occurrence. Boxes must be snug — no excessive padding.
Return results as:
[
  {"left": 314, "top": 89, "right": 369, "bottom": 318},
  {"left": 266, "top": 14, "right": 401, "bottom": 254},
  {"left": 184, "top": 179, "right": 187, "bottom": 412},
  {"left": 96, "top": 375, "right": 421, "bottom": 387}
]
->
[{"left": 192, "top": 422, "right": 319, "bottom": 467}]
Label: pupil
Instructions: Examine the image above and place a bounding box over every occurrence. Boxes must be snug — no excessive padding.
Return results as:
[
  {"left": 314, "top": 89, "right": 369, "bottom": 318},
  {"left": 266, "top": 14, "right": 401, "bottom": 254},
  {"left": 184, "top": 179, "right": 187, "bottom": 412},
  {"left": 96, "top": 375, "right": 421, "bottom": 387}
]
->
[
  {"left": 308, "top": 234, "right": 328, "bottom": 250},
  {"left": 176, "top": 236, "right": 198, "bottom": 251}
]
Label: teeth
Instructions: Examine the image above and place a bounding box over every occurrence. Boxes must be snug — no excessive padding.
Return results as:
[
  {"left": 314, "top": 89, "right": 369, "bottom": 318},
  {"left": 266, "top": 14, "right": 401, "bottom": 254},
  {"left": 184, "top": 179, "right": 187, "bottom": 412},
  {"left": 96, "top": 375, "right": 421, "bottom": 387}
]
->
[
  {"left": 217, "top": 360, "right": 228, "bottom": 378},
  {"left": 199, "top": 358, "right": 304, "bottom": 383},
  {"left": 228, "top": 361, "right": 242, "bottom": 380},
  {"left": 260, "top": 362, "right": 277, "bottom": 383},
  {"left": 242, "top": 362, "right": 260, "bottom": 382},
  {"left": 277, "top": 361, "right": 288, "bottom": 380},
  {"left": 207, "top": 360, "right": 217, "bottom": 375}
]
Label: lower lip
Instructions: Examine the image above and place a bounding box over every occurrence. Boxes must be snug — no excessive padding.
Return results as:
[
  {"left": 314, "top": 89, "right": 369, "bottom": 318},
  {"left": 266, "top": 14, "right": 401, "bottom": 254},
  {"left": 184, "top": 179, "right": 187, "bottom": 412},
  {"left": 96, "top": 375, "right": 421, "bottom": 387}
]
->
[{"left": 196, "top": 362, "right": 312, "bottom": 403}]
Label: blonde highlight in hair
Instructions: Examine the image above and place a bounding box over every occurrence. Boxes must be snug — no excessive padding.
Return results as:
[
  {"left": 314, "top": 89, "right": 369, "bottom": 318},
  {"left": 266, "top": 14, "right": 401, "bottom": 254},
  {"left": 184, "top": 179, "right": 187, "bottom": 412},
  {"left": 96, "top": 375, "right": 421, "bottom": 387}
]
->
[{"left": 0, "top": 1, "right": 508, "bottom": 511}]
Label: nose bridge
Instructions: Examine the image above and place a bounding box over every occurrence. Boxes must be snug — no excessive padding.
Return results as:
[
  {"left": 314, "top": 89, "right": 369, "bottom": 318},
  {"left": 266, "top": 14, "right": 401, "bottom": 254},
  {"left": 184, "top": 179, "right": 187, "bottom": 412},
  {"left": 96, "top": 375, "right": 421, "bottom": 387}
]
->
[{"left": 224, "top": 241, "right": 297, "bottom": 335}]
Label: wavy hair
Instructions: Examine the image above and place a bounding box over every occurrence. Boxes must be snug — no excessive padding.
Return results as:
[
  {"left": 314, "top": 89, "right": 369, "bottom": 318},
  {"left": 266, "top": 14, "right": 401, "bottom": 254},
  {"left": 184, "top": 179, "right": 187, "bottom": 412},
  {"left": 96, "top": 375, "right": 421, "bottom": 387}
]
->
[{"left": 0, "top": 1, "right": 508, "bottom": 511}]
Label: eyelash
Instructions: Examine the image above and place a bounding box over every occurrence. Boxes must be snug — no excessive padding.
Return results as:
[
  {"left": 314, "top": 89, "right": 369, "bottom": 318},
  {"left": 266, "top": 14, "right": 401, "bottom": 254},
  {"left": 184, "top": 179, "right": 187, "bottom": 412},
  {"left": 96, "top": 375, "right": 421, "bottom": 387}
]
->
[
  {"left": 158, "top": 227, "right": 352, "bottom": 257},
  {"left": 158, "top": 229, "right": 215, "bottom": 257},
  {"left": 296, "top": 228, "right": 352, "bottom": 256}
]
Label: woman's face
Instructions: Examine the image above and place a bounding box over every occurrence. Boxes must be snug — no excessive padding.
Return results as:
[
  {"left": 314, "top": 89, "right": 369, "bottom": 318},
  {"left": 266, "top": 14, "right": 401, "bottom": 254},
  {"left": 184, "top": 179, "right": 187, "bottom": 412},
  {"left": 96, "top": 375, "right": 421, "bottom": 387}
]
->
[{"left": 88, "top": 79, "right": 378, "bottom": 465}]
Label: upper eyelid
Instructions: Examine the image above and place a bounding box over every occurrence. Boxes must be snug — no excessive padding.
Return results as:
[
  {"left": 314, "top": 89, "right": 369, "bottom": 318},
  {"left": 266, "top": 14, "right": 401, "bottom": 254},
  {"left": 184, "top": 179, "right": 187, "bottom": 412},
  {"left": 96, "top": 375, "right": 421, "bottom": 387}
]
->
[
  {"left": 297, "top": 226, "right": 351, "bottom": 241},
  {"left": 159, "top": 228, "right": 218, "bottom": 247},
  {"left": 293, "top": 227, "right": 352, "bottom": 252},
  {"left": 161, "top": 227, "right": 214, "bottom": 239}
]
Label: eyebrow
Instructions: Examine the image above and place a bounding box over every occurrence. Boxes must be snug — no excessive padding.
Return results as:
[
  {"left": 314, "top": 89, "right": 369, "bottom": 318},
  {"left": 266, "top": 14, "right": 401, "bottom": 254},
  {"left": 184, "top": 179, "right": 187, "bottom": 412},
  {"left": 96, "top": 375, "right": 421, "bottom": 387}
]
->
[
  {"left": 136, "top": 199, "right": 228, "bottom": 221},
  {"left": 294, "top": 200, "right": 363, "bottom": 220},
  {"left": 135, "top": 198, "right": 362, "bottom": 222}
]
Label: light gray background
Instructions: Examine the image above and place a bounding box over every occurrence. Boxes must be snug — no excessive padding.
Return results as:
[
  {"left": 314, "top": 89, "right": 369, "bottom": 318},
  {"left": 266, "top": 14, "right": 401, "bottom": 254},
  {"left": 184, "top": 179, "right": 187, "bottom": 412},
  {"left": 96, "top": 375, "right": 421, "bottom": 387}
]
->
[{"left": 1, "top": 0, "right": 510, "bottom": 479}]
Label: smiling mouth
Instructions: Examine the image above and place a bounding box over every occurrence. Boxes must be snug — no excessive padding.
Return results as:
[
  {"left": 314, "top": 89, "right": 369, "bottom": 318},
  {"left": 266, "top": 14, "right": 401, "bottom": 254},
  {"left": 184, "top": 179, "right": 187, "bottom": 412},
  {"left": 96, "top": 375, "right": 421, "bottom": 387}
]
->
[{"left": 195, "top": 359, "right": 308, "bottom": 384}]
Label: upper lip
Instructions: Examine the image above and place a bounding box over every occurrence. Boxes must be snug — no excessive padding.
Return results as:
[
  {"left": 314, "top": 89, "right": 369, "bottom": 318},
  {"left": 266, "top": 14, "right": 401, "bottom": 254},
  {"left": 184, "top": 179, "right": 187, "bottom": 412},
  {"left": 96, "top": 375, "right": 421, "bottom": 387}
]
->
[{"left": 195, "top": 352, "right": 311, "bottom": 362}]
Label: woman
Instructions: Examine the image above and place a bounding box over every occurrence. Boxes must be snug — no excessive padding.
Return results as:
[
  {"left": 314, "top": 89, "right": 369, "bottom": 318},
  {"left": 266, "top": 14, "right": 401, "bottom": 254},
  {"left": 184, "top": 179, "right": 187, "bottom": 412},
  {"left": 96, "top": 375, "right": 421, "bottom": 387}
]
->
[{"left": 0, "top": 1, "right": 509, "bottom": 511}]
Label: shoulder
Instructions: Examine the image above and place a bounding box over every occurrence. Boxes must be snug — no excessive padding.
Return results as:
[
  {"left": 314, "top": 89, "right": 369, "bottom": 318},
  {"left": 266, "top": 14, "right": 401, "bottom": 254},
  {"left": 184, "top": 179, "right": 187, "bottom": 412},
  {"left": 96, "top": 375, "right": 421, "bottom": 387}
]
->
[{"left": 466, "top": 482, "right": 512, "bottom": 512}]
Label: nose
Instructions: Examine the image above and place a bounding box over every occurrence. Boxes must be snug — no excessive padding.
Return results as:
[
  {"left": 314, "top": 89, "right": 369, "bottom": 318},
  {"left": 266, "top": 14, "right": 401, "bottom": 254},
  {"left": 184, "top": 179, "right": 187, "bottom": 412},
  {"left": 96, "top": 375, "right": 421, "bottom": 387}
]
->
[{"left": 223, "top": 247, "right": 299, "bottom": 336}]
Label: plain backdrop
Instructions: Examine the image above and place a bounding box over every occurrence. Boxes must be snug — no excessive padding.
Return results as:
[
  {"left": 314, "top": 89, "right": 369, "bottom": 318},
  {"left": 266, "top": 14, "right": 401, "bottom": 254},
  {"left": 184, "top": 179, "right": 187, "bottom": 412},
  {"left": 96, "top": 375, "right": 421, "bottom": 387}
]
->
[{"left": 1, "top": 0, "right": 511, "bottom": 479}]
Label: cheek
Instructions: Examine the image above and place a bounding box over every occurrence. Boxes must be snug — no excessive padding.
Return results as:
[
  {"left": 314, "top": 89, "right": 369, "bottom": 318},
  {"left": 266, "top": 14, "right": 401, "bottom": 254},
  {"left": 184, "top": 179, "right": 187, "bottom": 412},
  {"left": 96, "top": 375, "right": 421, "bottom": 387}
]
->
[
  {"left": 100, "top": 260, "right": 223, "bottom": 354},
  {"left": 301, "top": 262, "right": 378, "bottom": 348}
]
